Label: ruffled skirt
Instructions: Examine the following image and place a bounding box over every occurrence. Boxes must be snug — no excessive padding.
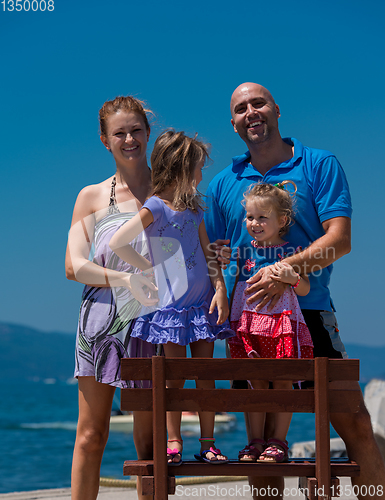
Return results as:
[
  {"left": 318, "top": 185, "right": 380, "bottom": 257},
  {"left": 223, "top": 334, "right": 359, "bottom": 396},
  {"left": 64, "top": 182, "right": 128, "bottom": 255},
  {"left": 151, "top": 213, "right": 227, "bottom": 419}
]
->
[
  {"left": 131, "top": 302, "right": 235, "bottom": 346},
  {"left": 229, "top": 310, "right": 313, "bottom": 359}
]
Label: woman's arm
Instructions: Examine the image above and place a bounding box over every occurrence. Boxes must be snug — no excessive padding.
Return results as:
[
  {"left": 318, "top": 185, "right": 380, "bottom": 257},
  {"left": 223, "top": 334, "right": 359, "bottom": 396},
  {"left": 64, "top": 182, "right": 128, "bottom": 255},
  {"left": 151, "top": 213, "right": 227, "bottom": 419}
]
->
[
  {"left": 109, "top": 208, "right": 154, "bottom": 272},
  {"left": 199, "top": 221, "right": 229, "bottom": 324},
  {"left": 65, "top": 186, "right": 157, "bottom": 305},
  {"left": 65, "top": 185, "right": 115, "bottom": 287}
]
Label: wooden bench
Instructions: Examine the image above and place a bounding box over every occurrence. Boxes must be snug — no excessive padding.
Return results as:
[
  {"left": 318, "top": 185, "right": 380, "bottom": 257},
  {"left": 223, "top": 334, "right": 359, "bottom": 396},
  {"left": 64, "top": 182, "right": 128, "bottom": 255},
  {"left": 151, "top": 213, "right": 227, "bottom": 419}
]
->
[{"left": 121, "top": 356, "right": 360, "bottom": 500}]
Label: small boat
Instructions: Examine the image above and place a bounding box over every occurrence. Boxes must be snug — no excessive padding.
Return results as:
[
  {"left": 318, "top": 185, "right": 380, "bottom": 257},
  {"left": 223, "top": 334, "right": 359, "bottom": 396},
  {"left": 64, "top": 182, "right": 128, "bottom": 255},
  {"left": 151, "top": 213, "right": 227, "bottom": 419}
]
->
[{"left": 110, "top": 411, "right": 237, "bottom": 433}]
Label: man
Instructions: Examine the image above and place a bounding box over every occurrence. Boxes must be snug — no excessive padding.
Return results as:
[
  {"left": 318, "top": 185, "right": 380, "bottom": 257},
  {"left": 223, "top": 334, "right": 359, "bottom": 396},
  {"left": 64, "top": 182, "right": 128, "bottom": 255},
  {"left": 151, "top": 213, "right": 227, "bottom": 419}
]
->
[{"left": 205, "top": 82, "right": 385, "bottom": 498}]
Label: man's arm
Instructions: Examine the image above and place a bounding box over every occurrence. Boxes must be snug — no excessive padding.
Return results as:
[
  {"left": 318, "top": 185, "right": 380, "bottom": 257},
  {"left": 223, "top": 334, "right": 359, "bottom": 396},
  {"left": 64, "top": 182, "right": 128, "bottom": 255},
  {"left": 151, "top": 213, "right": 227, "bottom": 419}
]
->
[
  {"left": 284, "top": 216, "right": 351, "bottom": 275},
  {"left": 245, "top": 216, "right": 351, "bottom": 310}
]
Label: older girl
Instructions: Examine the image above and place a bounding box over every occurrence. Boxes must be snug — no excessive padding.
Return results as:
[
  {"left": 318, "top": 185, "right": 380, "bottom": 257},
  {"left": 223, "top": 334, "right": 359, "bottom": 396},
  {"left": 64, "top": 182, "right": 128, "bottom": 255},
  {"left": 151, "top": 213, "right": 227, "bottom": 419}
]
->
[{"left": 110, "top": 130, "right": 234, "bottom": 465}]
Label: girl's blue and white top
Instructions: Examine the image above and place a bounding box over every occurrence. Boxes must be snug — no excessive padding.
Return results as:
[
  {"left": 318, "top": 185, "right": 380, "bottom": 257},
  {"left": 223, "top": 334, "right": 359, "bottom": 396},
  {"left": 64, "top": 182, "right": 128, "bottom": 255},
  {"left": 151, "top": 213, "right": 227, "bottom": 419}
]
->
[{"left": 130, "top": 196, "right": 234, "bottom": 346}]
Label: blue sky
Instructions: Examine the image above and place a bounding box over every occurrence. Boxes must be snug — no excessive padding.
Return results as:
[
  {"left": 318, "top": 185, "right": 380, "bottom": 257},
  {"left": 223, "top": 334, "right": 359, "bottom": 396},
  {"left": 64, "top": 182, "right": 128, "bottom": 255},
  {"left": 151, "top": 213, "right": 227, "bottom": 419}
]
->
[{"left": 1, "top": 0, "right": 384, "bottom": 345}]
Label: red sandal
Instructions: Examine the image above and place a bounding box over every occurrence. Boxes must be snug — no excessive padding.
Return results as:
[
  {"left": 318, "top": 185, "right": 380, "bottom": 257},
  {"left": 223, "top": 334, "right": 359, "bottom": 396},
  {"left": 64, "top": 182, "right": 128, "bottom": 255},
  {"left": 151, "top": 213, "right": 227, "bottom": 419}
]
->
[
  {"left": 238, "top": 438, "right": 266, "bottom": 462},
  {"left": 257, "top": 438, "right": 289, "bottom": 463}
]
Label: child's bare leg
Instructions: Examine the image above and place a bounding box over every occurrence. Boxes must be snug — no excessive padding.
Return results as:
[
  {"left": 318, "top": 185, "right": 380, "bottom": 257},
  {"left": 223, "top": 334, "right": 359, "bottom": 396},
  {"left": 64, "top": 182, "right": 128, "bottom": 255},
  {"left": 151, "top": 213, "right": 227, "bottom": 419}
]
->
[
  {"left": 239, "top": 379, "right": 269, "bottom": 460},
  {"left": 163, "top": 342, "right": 186, "bottom": 463},
  {"left": 272, "top": 380, "right": 292, "bottom": 441},
  {"left": 257, "top": 380, "right": 292, "bottom": 463},
  {"left": 190, "top": 339, "right": 227, "bottom": 461}
]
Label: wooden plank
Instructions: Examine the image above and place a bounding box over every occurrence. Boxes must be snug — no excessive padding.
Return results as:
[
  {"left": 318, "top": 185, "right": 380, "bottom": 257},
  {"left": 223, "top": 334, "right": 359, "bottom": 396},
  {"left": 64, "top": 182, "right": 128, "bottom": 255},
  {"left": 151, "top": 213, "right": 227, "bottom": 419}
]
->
[
  {"left": 123, "top": 460, "right": 360, "bottom": 478},
  {"left": 120, "top": 358, "right": 359, "bottom": 383},
  {"left": 161, "top": 358, "right": 359, "bottom": 382},
  {"left": 173, "top": 461, "right": 360, "bottom": 478},
  {"left": 120, "top": 387, "right": 360, "bottom": 413},
  {"left": 121, "top": 389, "right": 152, "bottom": 411},
  {"left": 315, "top": 358, "right": 331, "bottom": 500},
  {"left": 121, "top": 358, "right": 152, "bottom": 380},
  {"left": 165, "top": 358, "right": 314, "bottom": 381},
  {"left": 153, "top": 356, "right": 168, "bottom": 500},
  {"left": 299, "top": 478, "right": 340, "bottom": 500},
  {"left": 141, "top": 476, "right": 176, "bottom": 496},
  {"left": 123, "top": 460, "right": 154, "bottom": 476},
  {"left": 328, "top": 359, "right": 359, "bottom": 382},
  {"left": 163, "top": 388, "right": 360, "bottom": 413}
]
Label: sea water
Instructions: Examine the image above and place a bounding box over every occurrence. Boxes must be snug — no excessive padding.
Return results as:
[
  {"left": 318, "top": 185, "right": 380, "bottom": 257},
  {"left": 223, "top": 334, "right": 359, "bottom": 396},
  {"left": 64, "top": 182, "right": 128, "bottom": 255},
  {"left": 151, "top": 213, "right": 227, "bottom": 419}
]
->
[
  {"left": 0, "top": 340, "right": 340, "bottom": 494},
  {"left": 1, "top": 379, "right": 330, "bottom": 494}
]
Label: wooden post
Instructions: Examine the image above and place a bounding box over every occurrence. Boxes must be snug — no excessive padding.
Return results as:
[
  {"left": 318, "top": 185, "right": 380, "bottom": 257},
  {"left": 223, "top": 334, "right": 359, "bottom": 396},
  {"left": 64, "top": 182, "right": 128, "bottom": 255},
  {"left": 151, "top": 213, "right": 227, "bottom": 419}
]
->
[
  {"left": 315, "top": 357, "right": 331, "bottom": 500},
  {"left": 153, "top": 355, "right": 168, "bottom": 500}
]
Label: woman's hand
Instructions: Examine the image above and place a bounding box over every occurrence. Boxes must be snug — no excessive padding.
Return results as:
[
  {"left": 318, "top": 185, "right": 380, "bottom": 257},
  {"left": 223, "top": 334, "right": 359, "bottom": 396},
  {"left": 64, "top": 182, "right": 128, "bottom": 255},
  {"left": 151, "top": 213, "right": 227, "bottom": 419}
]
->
[
  {"left": 209, "top": 287, "right": 229, "bottom": 325},
  {"left": 270, "top": 261, "right": 298, "bottom": 285},
  {"left": 121, "top": 273, "right": 159, "bottom": 306},
  {"left": 245, "top": 265, "right": 287, "bottom": 311}
]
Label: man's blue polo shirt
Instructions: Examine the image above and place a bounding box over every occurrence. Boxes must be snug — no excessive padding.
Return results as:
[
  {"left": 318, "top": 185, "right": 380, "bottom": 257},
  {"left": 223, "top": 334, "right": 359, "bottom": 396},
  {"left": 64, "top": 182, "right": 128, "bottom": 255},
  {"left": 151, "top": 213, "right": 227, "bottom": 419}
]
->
[{"left": 204, "top": 138, "right": 352, "bottom": 312}]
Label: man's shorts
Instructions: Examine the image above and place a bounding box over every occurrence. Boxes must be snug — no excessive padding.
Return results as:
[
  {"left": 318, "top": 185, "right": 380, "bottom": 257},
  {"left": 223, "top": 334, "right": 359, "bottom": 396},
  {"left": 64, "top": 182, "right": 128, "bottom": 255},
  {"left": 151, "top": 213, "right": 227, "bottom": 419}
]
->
[
  {"left": 302, "top": 310, "right": 347, "bottom": 359},
  {"left": 230, "top": 310, "right": 347, "bottom": 389}
]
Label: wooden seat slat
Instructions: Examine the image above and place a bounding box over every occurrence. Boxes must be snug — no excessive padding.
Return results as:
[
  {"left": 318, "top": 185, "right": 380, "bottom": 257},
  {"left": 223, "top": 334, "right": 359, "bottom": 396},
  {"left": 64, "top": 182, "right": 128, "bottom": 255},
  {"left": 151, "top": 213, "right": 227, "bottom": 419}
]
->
[
  {"left": 120, "top": 358, "right": 359, "bottom": 382},
  {"left": 121, "top": 388, "right": 361, "bottom": 413},
  {"left": 121, "top": 359, "right": 152, "bottom": 380},
  {"left": 123, "top": 460, "right": 360, "bottom": 478}
]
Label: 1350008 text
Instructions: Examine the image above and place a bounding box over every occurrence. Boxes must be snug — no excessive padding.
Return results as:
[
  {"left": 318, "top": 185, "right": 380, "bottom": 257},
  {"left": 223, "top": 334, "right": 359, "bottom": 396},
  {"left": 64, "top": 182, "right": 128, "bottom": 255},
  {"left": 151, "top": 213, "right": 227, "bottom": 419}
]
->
[{"left": 1, "top": 0, "right": 54, "bottom": 11}]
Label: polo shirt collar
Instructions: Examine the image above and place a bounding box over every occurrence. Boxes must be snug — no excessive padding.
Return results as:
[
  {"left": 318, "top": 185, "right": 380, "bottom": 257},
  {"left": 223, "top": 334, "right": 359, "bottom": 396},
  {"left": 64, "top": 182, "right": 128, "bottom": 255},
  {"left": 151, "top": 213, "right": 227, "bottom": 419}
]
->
[{"left": 232, "top": 137, "right": 304, "bottom": 178}]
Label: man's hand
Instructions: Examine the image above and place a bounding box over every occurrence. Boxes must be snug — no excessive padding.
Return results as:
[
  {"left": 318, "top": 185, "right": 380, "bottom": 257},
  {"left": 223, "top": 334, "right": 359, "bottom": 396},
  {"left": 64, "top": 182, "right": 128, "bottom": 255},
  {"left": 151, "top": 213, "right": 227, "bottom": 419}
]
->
[
  {"left": 212, "top": 239, "right": 232, "bottom": 269},
  {"left": 245, "top": 265, "right": 287, "bottom": 311},
  {"left": 270, "top": 261, "right": 298, "bottom": 285}
]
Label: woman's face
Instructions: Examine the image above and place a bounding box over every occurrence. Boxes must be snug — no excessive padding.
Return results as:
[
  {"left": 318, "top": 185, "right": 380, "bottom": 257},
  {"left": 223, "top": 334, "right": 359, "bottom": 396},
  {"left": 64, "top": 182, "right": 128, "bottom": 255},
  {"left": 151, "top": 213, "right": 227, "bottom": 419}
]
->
[{"left": 101, "top": 111, "right": 150, "bottom": 166}]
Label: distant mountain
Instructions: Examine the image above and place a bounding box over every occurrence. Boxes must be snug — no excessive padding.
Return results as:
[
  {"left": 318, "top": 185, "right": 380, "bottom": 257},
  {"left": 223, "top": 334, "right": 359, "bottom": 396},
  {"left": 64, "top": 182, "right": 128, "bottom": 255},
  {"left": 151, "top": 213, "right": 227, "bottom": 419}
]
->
[{"left": 0, "top": 322, "right": 384, "bottom": 382}]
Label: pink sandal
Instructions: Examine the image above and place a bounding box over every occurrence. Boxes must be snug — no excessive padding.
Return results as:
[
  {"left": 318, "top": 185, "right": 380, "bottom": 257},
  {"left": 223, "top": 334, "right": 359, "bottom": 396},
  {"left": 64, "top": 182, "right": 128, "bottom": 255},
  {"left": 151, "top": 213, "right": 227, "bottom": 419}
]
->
[
  {"left": 167, "top": 439, "right": 183, "bottom": 466},
  {"left": 257, "top": 438, "right": 289, "bottom": 463},
  {"left": 238, "top": 438, "right": 266, "bottom": 462}
]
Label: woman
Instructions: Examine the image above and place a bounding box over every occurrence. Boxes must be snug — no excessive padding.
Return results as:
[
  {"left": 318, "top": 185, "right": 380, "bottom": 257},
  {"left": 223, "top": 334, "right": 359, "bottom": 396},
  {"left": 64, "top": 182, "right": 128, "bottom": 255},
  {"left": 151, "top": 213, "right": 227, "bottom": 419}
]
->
[{"left": 65, "top": 96, "right": 157, "bottom": 500}]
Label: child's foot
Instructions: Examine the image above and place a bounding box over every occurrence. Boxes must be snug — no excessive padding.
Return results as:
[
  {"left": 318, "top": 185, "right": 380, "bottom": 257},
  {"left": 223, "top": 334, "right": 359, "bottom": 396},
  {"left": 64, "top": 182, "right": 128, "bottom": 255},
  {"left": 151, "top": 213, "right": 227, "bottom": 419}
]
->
[
  {"left": 167, "top": 439, "right": 183, "bottom": 465},
  {"left": 238, "top": 438, "right": 265, "bottom": 462},
  {"left": 194, "top": 438, "right": 228, "bottom": 463},
  {"left": 257, "top": 438, "right": 289, "bottom": 463}
]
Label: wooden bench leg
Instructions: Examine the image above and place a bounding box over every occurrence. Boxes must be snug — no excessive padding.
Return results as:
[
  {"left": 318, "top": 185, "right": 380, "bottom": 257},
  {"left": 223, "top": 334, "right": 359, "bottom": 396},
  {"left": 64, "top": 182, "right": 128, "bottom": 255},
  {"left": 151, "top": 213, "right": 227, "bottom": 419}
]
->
[
  {"left": 141, "top": 476, "right": 176, "bottom": 496},
  {"left": 299, "top": 477, "right": 340, "bottom": 500}
]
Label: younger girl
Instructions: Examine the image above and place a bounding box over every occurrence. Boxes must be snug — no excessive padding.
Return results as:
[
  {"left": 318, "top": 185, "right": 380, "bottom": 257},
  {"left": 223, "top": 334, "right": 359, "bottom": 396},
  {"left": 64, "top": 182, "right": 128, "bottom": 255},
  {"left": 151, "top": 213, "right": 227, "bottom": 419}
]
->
[
  {"left": 110, "top": 130, "right": 234, "bottom": 465},
  {"left": 229, "top": 181, "right": 314, "bottom": 463}
]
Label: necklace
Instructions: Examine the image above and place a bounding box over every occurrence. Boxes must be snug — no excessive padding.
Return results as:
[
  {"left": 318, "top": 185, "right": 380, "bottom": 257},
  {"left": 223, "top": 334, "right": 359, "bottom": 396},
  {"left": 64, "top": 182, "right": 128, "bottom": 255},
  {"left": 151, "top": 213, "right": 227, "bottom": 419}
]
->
[{"left": 251, "top": 240, "right": 289, "bottom": 249}]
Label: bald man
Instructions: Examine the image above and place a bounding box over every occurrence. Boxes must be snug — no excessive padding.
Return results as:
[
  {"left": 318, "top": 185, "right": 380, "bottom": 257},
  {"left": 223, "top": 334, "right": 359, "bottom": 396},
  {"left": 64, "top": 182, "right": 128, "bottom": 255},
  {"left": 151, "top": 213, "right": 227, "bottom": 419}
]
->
[{"left": 205, "top": 83, "right": 385, "bottom": 498}]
